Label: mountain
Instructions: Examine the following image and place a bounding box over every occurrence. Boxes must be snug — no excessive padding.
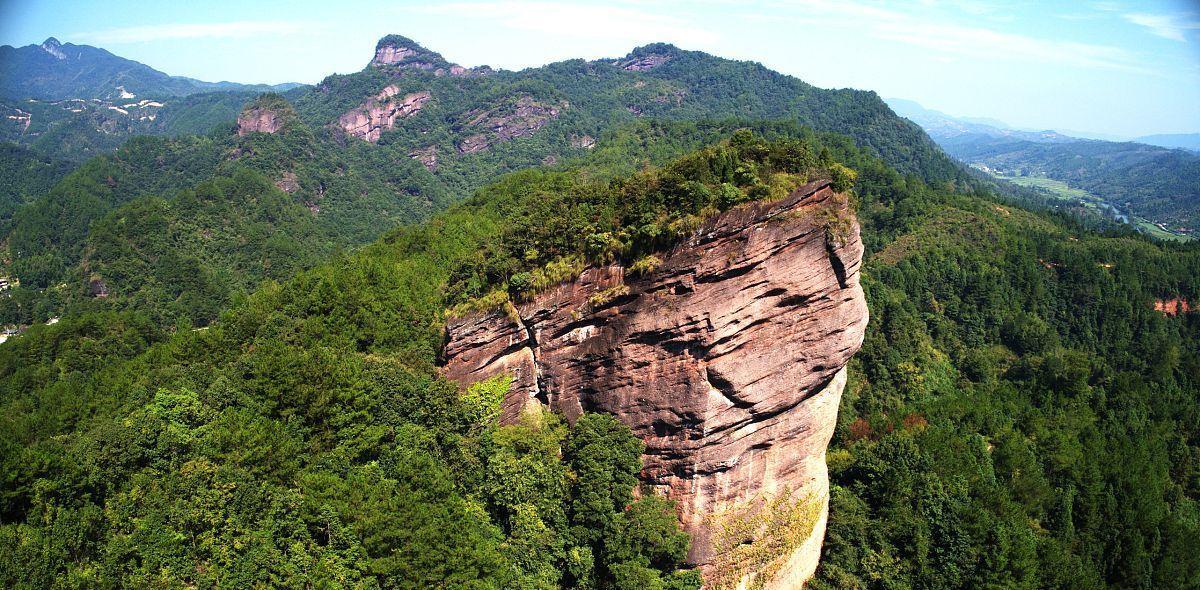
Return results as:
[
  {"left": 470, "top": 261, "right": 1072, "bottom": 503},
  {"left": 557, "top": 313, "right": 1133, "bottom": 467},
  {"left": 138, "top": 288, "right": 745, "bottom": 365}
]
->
[
  {"left": 2, "top": 33, "right": 1198, "bottom": 590},
  {"left": 0, "top": 38, "right": 303, "bottom": 161},
  {"left": 1, "top": 35, "right": 978, "bottom": 328},
  {"left": 1136, "top": 133, "right": 1200, "bottom": 152},
  {"left": 885, "top": 98, "right": 1074, "bottom": 143},
  {"left": 0, "top": 37, "right": 297, "bottom": 100},
  {"left": 888, "top": 98, "right": 1200, "bottom": 236},
  {"left": 2, "top": 123, "right": 1197, "bottom": 590}
]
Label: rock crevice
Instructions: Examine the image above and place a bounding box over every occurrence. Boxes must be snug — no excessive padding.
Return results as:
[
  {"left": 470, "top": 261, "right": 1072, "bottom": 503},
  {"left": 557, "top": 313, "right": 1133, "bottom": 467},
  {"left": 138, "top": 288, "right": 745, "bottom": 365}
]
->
[{"left": 443, "top": 179, "right": 868, "bottom": 589}]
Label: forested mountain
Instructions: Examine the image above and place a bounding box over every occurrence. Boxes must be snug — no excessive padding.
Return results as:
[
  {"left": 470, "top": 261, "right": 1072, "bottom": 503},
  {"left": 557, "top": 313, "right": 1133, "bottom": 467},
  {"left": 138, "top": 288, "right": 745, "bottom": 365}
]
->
[
  {"left": 0, "top": 37, "right": 297, "bottom": 100},
  {"left": 940, "top": 135, "right": 1200, "bottom": 231},
  {"left": 2, "top": 122, "right": 1197, "bottom": 589},
  {"left": 0, "top": 142, "right": 72, "bottom": 229},
  {"left": 887, "top": 99, "right": 1200, "bottom": 235},
  {"left": 2, "top": 30, "right": 1198, "bottom": 590},
  {"left": 1, "top": 34, "right": 976, "bottom": 328},
  {"left": 0, "top": 38, "right": 301, "bottom": 161}
]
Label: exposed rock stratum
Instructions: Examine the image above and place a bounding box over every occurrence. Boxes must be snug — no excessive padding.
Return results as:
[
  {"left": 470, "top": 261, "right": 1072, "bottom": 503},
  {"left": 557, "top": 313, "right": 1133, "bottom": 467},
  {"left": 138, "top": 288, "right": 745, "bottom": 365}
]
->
[
  {"left": 237, "top": 107, "right": 284, "bottom": 136},
  {"left": 443, "top": 179, "right": 868, "bottom": 589}
]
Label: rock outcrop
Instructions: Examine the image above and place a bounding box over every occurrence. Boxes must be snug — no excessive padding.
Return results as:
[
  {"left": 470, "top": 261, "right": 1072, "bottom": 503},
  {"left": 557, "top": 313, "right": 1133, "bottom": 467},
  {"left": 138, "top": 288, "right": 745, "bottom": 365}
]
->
[
  {"left": 370, "top": 35, "right": 484, "bottom": 77},
  {"left": 237, "top": 107, "right": 285, "bottom": 136},
  {"left": 372, "top": 44, "right": 416, "bottom": 66},
  {"left": 456, "top": 94, "right": 563, "bottom": 154},
  {"left": 443, "top": 180, "right": 868, "bottom": 589},
  {"left": 338, "top": 87, "right": 430, "bottom": 142},
  {"left": 619, "top": 52, "right": 673, "bottom": 71},
  {"left": 409, "top": 146, "right": 439, "bottom": 171}
]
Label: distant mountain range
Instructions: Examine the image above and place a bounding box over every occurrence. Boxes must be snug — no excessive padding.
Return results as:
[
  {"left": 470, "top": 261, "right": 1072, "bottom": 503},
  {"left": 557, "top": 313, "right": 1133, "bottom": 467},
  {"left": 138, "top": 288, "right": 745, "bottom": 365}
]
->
[
  {"left": 887, "top": 98, "right": 1200, "bottom": 236},
  {"left": 0, "top": 37, "right": 300, "bottom": 100},
  {"left": 1134, "top": 133, "right": 1200, "bottom": 152},
  {"left": 886, "top": 97, "right": 1200, "bottom": 152},
  {"left": 0, "top": 38, "right": 304, "bottom": 161}
]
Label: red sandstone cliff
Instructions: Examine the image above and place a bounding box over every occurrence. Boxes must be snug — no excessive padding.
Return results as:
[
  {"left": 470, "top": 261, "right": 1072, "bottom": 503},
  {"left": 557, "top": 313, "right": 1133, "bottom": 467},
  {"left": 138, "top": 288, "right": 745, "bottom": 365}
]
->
[{"left": 443, "top": 180, "right": 867, "bottom": 589}]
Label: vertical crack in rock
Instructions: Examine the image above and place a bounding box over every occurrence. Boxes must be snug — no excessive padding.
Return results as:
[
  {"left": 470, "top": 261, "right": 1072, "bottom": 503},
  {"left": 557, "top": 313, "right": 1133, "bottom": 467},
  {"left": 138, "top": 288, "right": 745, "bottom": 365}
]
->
[
  {"left": 443, "top": 179, "right": 868, "bottom": 589},
  {"left": 825, "top": 236, "right": 849, "bottom": 290},
  {"left": 515, "top": 310, "right": 549, "bottom": 407}
]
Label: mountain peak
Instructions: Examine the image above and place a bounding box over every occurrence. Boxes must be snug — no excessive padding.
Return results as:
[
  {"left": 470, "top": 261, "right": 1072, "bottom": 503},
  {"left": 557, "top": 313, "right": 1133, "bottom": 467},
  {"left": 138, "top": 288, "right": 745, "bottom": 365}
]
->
[
  {"left": 615, "top": 42, "right": 683, "bottom": 71},
  {"left": 41, "top": 37, "right": 66, "bottom": 59},
  {"left": 370, "top": 34, "right": 448, "bottom": 68}
]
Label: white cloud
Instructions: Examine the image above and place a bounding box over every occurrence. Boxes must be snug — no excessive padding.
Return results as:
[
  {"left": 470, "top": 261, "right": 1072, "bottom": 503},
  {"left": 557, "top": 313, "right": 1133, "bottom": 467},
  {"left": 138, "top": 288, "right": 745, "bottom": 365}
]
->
[
  {"left": 763, "top": 0, "right": 1150, "bottom": 74},
  {"left": 76, "top": 21, "right": 315, "bottom": 44},
  {"left": 1122, "top": 12, "right": 1200, "bottom": 42},
  {"left": 412, "top": 1, "right": 720, "bottom": 47}
]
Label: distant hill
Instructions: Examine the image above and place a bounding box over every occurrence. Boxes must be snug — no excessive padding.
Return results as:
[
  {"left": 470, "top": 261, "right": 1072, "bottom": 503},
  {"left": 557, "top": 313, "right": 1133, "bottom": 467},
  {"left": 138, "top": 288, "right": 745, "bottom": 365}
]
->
[
  {"left": 885, "top": 98, "right": 1075, "bottom": 143},
  {"left": 0, "top": 38, "right": 304, "bottom": 161},
  {"left": 0, "top": 37, "right": 298, "bottom": 100},
  {"left": 1135, "top": 133, "right": 1200, "bottom": 153},
  {"left": 889, "top": 98, "right": 1200, "bottom": 235}
]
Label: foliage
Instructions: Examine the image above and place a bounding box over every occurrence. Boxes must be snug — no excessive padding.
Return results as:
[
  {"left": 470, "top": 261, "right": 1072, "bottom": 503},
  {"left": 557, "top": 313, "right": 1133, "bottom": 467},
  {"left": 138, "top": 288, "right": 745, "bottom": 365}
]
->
[
  {"left": 0, "top": 88, "right": 1196, "bottom": 590},
  {"left": 941, "top": 134, "right": 1200, "bottom": 229}
]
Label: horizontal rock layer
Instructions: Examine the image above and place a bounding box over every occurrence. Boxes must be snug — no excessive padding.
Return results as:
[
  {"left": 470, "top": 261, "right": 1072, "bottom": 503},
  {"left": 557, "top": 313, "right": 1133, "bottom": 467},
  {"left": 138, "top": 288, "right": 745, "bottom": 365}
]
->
[{"left": 443, "top": 180, "right": 868, "bottom": 589}]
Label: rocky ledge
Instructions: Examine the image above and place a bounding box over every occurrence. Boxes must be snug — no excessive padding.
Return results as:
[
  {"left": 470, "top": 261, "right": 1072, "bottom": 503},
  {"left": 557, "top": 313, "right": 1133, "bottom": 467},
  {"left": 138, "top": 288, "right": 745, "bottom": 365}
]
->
[
  {"left": 456, "top": 94, "right": 563, "bottom": 154},
  {"left": 338, "top": 86, "right": 431, "bottom": 143},
  {"left": 443, "top": 179, "right": 868, "bottom": 589}
]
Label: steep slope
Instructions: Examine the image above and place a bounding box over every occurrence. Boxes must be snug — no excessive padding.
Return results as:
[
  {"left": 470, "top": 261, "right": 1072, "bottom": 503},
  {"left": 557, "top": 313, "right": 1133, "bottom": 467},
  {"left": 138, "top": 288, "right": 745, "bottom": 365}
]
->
[
  {"left": 1, "top": 94, "right": 453, "bottom": 326},
  {"left": 444, "top": 179, "right": 867, "bottom": 588},
  {"left": 1, "top": 120, "right": 1198, "bottom": 590},
  {"left": 0, "top": 142, "right": 72, "bottom": 230},
  {"left": 294, "top": 35, "right": 968, "bottom": 194},
  {"left": 0, "top": 132, "right": 847, "bottom": 590},
  {"left": 3, "top": 32, "right": 983, "bottom": 328}
]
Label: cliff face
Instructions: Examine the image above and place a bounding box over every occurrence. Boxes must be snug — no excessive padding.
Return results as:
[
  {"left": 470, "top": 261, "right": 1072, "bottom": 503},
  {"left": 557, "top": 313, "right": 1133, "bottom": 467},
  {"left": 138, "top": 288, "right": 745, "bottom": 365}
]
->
[
  {"left": 236, "top": 107, "right": 284, "bottom": 135},
  {"left": 338, "top": 86, "right": 431, "bottom": 142},
  {"left": 443, "top": 180, "right": 868, "bottom": 589},
  {"left": 456, "top": 94, "right": 563, "bottom": 154}
]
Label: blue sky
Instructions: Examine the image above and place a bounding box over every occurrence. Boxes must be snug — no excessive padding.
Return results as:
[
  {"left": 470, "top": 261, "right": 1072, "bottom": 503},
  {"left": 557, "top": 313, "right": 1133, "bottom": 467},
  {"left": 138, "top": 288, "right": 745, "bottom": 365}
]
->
[{"left": 2, "top": 0, "right": 1198, "bottom": 138}]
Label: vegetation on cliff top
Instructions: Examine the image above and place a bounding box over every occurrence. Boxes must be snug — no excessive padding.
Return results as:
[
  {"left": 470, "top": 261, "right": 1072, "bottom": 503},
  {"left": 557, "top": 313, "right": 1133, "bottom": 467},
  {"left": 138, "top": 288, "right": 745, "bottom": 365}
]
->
[{"left": 446, "top": 128, "right": 854, "bottom": 310}]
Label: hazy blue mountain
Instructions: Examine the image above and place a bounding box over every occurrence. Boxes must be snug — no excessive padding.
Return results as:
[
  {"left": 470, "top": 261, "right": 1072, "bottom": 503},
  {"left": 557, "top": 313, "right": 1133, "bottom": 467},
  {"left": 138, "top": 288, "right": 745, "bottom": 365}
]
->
[
  {"left": 1136, "top": 133, "right": 1200, "bottom": 152},
  {"left": 885, "top": 97, "right": 1074, "bottom": 143},
  {"left": 0, "top": 38, "right": 306, "bottom": 160},
  {"left": 0, "top": 37, "right": 298, "bottom": 100}
]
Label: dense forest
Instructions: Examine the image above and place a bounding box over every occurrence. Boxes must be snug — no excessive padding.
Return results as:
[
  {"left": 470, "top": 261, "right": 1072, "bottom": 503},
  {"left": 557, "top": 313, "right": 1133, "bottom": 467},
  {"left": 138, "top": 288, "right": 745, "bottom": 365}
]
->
[
  {"left": 2, "top": 31, "right": 1199, "bottom": 590},
  {"left": 2, "top": 36, "right": 976, "bottom": 329},
  {"left": 937, "top": 134, "right": 1200, "bottom": 229},
  {"left": 1, "top": 126, "right": 1197, "bottom": 589}
]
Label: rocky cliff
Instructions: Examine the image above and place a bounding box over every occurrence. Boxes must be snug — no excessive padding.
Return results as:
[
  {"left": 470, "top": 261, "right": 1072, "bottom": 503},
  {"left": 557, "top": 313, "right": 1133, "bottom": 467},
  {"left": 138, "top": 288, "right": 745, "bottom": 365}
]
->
[
  {"left": 443, "top": 179, "right": 868, "bottom": 588},
  {"left": 338, "top": 86, "right": 430, "bottom": 142},
  {"left": 237, "top": 106, "right": 284, "bottom": 136}
]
